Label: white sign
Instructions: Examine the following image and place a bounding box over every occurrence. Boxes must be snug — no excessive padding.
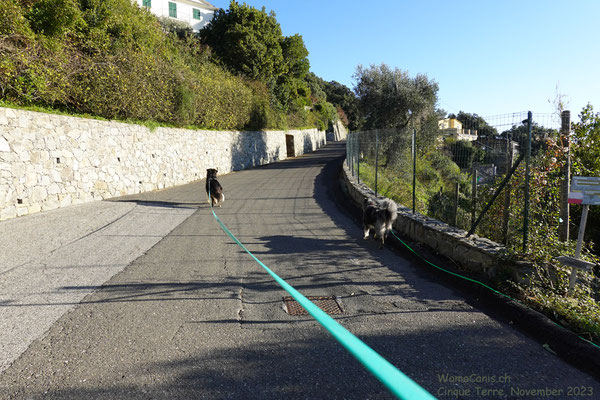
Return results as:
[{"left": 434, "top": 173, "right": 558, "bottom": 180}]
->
[{"left": 568, "top": 176, "right": 600, "bottom": 205}]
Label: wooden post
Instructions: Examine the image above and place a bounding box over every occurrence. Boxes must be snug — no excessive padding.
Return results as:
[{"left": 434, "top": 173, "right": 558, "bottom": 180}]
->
[
  {"left": 559, "top": 110, "right": 571, "bottom": 242},
  {"left": 560, "top": 176, "right": 600, "bottom": 295},
  {"left": 575, "top": 204, "right": 589, "bottom": 258},
  {"left": 569, "top": 204, "right": 590, "bottom": 295}
]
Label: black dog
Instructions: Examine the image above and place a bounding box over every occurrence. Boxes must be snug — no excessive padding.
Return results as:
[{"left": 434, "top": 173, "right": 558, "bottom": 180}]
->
[
  {"left": 206, "top": 168, "right": 224, "bottom": 207},
  {"left": 363, "top": 198, "right": 398, "bottom": 248}
]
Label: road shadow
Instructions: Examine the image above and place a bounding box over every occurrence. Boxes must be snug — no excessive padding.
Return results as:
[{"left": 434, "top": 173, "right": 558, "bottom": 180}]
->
[
  {"left": 6, "top": 324, "right": 598, "bottom": 400},
  {"left": 109, "top": 199, "right": 202, "bottom": 209}
]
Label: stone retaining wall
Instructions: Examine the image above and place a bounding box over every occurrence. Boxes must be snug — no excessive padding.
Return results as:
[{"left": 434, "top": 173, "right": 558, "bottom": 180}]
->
[
  {"left": 327, "top": 120, "right": 348, "bottom": 142},
  {"left": 0, "top": 107, "right": 326, "bottom": 220},
  {"left": 341, "top": 162, "right": 532, "bottom": 281}
]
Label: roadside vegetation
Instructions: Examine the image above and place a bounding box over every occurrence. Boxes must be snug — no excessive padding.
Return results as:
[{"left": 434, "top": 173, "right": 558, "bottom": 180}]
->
[
  {"left": 2, "top": 0, "right": 597, "bottom": 346},
  {"left": 351, "top": 64, "right": 600, "bottom": 345},
  {"left": 0, "top": 0, "right": 357, "bottom": 131}
]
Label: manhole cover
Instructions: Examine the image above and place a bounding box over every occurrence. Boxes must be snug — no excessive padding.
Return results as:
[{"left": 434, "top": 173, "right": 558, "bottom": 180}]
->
[{"left": 283, "top": 296, "right": 343, "bottom": 316}]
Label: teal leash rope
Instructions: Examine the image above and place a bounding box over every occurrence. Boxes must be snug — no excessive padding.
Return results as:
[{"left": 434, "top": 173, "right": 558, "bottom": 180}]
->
[
  {"left": 208, "top": 202, "right": 436, "bottom": 400},
  {"left": 389, "top": 231, "right": 517, "bottom": 302}
]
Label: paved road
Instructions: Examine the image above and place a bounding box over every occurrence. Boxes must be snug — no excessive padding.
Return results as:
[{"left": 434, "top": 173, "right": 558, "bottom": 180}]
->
[{"left": 0, "top": 143, "right": 598, "bottom": 399}]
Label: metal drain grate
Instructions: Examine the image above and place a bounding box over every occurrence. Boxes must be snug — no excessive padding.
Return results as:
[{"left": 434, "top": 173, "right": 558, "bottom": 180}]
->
[{"left": 283, "top": 296, "right": 343, "bottom": 316}]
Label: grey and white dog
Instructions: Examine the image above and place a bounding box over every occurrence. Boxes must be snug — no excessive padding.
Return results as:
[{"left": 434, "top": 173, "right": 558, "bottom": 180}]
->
[{"left": 362, "top": 197, "right": 398, "bottom": 248}]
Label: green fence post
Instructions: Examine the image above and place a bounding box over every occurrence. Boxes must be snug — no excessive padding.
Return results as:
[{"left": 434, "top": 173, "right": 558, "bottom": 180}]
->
[
  {"left": 351, "top": 133, "right": 355, "bottom": 177},
  {"left": 502, "top": 137, "right": 513, "bottom": 245},
  {"left": 346, "top": 136, "right": 349, "bottom": 168},
  {"left": 453, "top": 181, "right": 460, "bottom": 227},
  {"left": 412, "top": 128, "right": 416, "bottom": 214},
  {"left": 357, "top": 133, "right": 360, "bottom": 184},
  {"left": 375, "top": 131, "right": 379, "bottom": 196},
  {"left": 559, "top": 110, "right": 571, "bottom": 242},
  {"left": 471, "top": 163, "right": 478, "bottom": 227},
  {"left": 523, "top": 111, "right": 532, "bottom": 251}
]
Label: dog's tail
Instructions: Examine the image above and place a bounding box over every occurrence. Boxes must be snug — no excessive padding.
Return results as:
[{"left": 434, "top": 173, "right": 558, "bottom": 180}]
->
[{"left": 383, "top": 199, "right": 398, "bottom": 229}]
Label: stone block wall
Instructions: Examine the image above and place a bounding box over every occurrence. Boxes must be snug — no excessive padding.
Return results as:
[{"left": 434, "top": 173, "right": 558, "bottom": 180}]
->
[
  {"left": 0, "top": 107, "right": 325, "bottom": 220},
  {"left": 291, "top": 128, "right": 327, "bottom": 157},
  {"left": 327, "top": 120, "right": 348, "bottom": 142},
  {"left": 341, "top": 162, "right": 533, "bottom": 281}
]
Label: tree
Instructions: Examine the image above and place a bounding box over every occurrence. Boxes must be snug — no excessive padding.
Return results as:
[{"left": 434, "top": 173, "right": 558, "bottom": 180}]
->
[
  {"left": 447, "top": 140, "right": 484, "bottom": 170},
  {"left": 200, "top": 2, "right": 314, "bottom": 113},
  {"left": 199, "top": 1, "right": 285, "bottom": 81},
  {"left": 501, "top": 122, "right": 557, "bottom": 157},
  {"left": 353, "top": 63, "right": 438, "bottom": 130},
  {"left": 273, "top": 33, "right": 310, "bottom": 111},
  {"left": 453, "top": 111, "right": 497, "bottom": 138},
  {"left": 304, "top": 72, "right": 327, "bottom": 101},
  {"left": 280, "top": 33, "right": 309, "bottom": 80},
  {"left": 572, "top": 104, "right": 600, "bottom": 176},
  {"left": 320, "top": 79, "right": 360, "bottom": 131},
  {"left": 352, "top": 63, "right": 440, "bottom": 167}
]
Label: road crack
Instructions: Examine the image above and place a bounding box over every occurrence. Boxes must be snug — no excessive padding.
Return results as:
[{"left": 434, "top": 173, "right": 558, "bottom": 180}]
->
[{"left": 236, "top": 280, "right": 244, "bottom": 328}]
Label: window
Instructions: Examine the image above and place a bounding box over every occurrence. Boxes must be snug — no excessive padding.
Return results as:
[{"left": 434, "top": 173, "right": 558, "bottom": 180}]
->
[
  {"left": 168, "top": 2, "right": 177, "bottom": 18},
  {"left": 193, "top": 8, "right": 202, "bottom": 20},
  {"left": 142, "top": 0, "right": 151, "bottom": 7}
]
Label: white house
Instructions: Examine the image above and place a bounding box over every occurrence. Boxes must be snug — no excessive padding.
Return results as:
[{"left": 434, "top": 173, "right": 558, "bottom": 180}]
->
[{"left": 135, "top": 0, "right": 218, "bottom": 32}]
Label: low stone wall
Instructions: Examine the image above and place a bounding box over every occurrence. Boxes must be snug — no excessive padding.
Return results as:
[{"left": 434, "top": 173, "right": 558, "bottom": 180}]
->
[
  {"left": 0, "top": 107, "right": 325, "bottom": 220},
  {"left": 341, "top": 162, "right": 532, "bottom": 281}
]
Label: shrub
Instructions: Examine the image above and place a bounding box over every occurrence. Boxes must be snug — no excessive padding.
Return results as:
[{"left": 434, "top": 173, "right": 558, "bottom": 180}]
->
[
  {"left": 27, "top": 0, "right": 84, "bottom": 37},
  {"left": 0, "top": 0, "right": 325, "bottom": 131},
  {"left": 446, "top": 139, "right": 484, "bottom": 170},
  {"left": 426, "top": 151, "right": 460, "bottom": 179},
  {"left": 0, "top": 0, "right": 35, "bottom": 38},
  {"left": 313, "top": 100, "right": 337, "bottom": 131}
]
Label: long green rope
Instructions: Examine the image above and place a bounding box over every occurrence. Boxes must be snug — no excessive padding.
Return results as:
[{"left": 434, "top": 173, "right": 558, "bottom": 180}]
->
[
  {"left": 209, "top": 206, "right": 436, "bottom": 400},
  {"left": 389, "top": 231, "right": 517, "bottom": 301},
  {"left": 389, "top": 230, "right": 600, "bottom": 350}
]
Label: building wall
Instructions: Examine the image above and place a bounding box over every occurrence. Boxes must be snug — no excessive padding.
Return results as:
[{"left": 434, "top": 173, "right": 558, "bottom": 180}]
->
[
  {"left": 0, "top": 107, "right": 325, "bottom": 220},
  {"left": 134, "top": 0, "right": 215, "bottom": 31},
  {"left": 438, "top": 118, "right": 462, "bottom": 130}
]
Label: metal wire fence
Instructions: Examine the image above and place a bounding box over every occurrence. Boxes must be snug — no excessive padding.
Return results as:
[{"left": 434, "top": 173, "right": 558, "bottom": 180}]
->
[{"left": 347, "top": 111, "right": 569, "bottom": 254}]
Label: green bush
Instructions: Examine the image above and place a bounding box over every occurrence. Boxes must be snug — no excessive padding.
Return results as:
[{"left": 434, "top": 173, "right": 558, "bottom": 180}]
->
[
  {"left": 0, "top": 0, "right": 323, "bottom": 131},
  {"left": 416, "top": 159, "right": 440, "bottom": 186},
  {"left": 0, "top": 0, "right": 35, "bottom": 38},
  {"left": 426, "top": 150, "right": 460, "bottom": 177},
  {"left": 313, "top": 100, "right": 337, "bottom": 131},
  {"left": 446, "top": 139, "right": 484, "bottom": 170},
  {"left": 27, "top": 0, "right": 84, "bottom": 37}
]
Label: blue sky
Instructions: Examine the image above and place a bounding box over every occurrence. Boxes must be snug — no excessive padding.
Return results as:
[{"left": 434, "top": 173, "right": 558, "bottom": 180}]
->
[{"left": 208, "top": 0, "right": 600, "bottom": 120}]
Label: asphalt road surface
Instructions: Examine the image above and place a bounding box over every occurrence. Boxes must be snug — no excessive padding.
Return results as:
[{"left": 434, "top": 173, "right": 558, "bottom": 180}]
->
[{"left": 1, "top": 143, "right": 598, "bottom": 399}]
